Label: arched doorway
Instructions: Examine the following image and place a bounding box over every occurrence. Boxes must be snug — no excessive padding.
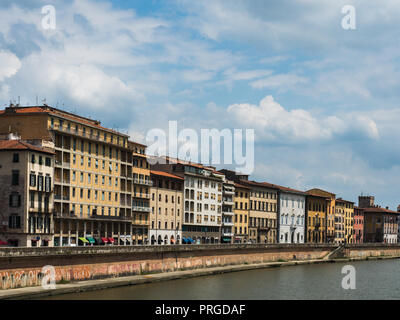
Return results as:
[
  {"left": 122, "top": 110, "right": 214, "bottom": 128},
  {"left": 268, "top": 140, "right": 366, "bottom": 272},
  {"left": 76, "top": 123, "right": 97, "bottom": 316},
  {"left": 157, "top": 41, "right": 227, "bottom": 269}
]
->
[
  {"left": 151, "top": 235, "right": 156, "bottom": 245},
  {"left": 164, "top": 235, "right": 168, "bottom": 245},
  {"left": 157, "top": 235, "right": 162, "bottom": 245}
]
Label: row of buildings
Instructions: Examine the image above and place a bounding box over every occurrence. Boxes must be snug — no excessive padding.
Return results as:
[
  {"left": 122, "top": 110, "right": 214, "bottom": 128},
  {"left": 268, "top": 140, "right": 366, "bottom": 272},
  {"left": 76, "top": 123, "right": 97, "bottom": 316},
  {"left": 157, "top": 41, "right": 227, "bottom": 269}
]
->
[{"left": 0, "top": 104, "right": 398, "bottom": 247}]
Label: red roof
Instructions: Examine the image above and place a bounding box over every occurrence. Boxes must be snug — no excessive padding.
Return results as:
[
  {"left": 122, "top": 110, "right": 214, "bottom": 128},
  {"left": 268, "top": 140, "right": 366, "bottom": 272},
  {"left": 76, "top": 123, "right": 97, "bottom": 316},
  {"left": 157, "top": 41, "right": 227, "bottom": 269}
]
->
[
  {"left": 234, "top": 182, "right": 250, "bottom": 189},
  {"left": 150, "top": 170, "right": 184, "bottom": 180},
  {"left": 362, "top": 207, "right": 399, "bottom": 215},
  {"left": 0, "top": 140, "right": 54, "bottom": 154}
]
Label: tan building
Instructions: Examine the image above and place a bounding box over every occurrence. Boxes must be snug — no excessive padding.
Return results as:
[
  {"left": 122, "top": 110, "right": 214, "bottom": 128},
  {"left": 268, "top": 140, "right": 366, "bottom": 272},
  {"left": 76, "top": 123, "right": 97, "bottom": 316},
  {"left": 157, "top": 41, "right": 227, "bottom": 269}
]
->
[
  {"left": 307, "top": 188, "right": 336, "bottom": 243},
  {"left": 149, "top": 170, "right": 184, "bottom": 245},
  {"left": 336, "top": 198, "right": 354, "bottom": 244},
  {"left": 247, "top": 181, "right": 278, "bottom": 244},
  {"left": 219, "top": 170, "right": 278, "bottom": 244},
  {"left": 152, "top": 157, "right": 223, "bottom": 244},
  {"left": 0, "top": 139, "right": 54, "bottom": 247},
  {"left": 130, "top": 141, "right": 151, "bottom": 245},
  {"left": 0, "top": 105, "right": 134, "bottom": 246},
  {"left": 233, "top": 183, "right": 250, "bottom": 243}
]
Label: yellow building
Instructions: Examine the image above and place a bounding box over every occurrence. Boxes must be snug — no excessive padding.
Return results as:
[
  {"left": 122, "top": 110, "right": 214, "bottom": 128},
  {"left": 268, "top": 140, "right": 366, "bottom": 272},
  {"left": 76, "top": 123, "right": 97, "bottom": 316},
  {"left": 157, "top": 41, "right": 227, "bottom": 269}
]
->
[
  {"left": 233, "top": 183, "right": 250, "bottom": 243},
  {"left": 307, "top": 189, "right": 336, "bottom": 243},
  {"left": 306, "top": 193, "right": 328, "bottom": 243},
  {"left": 336, "top": 198, "right": 354, "bottom": 244},
  {"left": 130, "top": 141, "right": 151, "bottom": 244},
  {"left": 0, "top": 105, "right": 133, "bottom": 246}
]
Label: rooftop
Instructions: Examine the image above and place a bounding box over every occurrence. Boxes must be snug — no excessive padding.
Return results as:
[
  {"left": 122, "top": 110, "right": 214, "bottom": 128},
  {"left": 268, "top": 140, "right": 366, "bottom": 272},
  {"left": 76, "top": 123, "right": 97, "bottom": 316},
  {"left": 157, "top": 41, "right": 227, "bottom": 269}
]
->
[{"left": 0, "top": 140, "right": 54, "bottom": 155}]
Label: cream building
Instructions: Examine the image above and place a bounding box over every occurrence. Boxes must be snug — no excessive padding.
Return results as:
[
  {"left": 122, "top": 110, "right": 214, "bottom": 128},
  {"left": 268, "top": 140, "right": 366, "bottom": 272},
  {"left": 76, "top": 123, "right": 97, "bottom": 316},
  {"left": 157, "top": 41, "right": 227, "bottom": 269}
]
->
[
  {"left": 0, "top": 138, "right": 54, "bottom": 247},
  {"left": 149, "top": 170, "right": 184, "bottom": 245}
]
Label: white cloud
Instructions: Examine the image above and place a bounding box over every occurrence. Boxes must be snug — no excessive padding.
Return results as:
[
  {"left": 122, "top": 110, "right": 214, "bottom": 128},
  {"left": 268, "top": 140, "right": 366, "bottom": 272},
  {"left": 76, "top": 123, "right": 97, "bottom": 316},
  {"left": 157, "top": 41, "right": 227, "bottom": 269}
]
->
[
  {"left": 227, "top": 95, "right": 379, "bottom": 142},
  {"left": 0, "top": 50, "right": 21, "bottom": 81},
  {"left": 251, "top": 73, "right": 308, "bottom": 90}
]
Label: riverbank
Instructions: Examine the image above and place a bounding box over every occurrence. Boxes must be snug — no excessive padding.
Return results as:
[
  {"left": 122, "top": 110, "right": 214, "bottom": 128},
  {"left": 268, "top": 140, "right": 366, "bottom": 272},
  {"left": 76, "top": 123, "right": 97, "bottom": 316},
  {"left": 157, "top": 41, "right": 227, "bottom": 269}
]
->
[{"left": 1, "top": 254, "right": 399, "bottom": 300}]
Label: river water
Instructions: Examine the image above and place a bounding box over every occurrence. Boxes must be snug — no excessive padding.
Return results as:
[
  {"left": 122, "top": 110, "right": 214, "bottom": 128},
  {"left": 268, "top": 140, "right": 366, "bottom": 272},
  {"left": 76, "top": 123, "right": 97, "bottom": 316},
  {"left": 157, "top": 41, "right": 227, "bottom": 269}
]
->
[{"left": 42, "top": 259, "right": 400, "bottom": 300}]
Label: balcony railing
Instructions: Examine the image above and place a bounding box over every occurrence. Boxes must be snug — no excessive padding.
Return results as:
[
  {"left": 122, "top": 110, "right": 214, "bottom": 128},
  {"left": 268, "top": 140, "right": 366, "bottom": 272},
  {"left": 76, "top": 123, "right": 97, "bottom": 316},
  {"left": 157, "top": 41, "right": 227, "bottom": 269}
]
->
[
  {"left": 133, "top": 178, "right": 153, "bottom": 186},
  {"left": 132, "top": 206, "right": 151, "bottom": 213}
]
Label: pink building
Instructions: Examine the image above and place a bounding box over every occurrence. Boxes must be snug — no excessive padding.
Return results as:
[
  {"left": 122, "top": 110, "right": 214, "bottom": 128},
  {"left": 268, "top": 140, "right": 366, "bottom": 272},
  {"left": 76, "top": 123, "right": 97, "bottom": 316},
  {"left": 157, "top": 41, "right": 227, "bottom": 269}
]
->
[{"left": 353, "top": 206, "right": 364, "bottom": 243}]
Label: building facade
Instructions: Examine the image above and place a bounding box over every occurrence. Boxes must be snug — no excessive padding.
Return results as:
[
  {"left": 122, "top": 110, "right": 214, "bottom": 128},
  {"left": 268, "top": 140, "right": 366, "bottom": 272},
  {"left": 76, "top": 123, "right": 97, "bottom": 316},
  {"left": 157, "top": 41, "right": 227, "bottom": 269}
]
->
[
  {"left": 221, "top": 179, "right": 235, "bottom": 243},
  {"left": 130, "top": 141, "right": 151, "bottom": 245},
  {"left": 307, "top": 189, "right": 336, "bottom": 243},
  {"left": 247, "top": 181, "right": 278, "bottom": 244},
  {"left": 336, "top": 198, "right": 354, "bottom": 244},
  {"left": 305, "top": 194, "right": 328, "bottom": 243},
  {"left": 353, "top": 206, "right": 364, "bottom": 243},
  {"left": 0, "top": 105, "right": 135, "bottom": 246},
  {"left": 149, "top": 170, "right": 183, "bottom": 245},
  {"left": 153, "top": 158, "right": 223, "bottom": 244},
  {"left": 233, "top": 183, "right": 250, "bottom": 244},
  {"left": 0, "top": 139, "right": 54, "bottom": 247},
  {"left": 278, "top": 187, "right": 306, "bottom": 244},
  {"left": 360, "top": 196, "right": 398, "bottom": 244}
]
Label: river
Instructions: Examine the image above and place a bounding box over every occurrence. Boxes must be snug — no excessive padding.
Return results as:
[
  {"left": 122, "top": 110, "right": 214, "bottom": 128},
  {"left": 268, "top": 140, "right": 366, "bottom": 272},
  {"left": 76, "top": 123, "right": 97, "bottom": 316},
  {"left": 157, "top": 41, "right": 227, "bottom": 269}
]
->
[{"left": 42, "top": 259, "right": 400, "bottom": 300}]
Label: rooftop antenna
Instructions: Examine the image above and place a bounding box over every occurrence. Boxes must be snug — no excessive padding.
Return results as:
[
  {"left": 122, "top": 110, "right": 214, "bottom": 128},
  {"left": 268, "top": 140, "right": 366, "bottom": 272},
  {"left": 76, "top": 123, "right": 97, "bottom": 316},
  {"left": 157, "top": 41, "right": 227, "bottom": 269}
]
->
[{"left": 36, "top": 95, "right": 38, "bottom": 105}]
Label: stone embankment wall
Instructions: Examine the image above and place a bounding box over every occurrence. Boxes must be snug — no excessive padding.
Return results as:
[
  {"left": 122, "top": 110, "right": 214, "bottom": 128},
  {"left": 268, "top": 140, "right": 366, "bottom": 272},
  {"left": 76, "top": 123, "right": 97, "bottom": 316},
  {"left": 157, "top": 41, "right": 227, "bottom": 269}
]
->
[{"left": 0, "top": 243, "right": 399, "bottom": 290}]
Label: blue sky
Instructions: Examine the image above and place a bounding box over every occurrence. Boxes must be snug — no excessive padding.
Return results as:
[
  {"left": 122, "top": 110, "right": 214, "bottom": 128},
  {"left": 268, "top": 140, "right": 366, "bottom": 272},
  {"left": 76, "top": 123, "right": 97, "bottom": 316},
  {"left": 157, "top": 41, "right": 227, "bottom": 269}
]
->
[{"left": 0, "top": 0, "right": 399, "bottom": 209}]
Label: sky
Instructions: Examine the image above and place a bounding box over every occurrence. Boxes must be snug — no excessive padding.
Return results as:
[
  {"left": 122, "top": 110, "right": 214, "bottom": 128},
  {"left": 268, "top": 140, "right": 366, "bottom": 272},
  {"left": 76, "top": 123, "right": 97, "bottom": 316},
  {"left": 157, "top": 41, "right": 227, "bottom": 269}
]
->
[{"left": 0, "top": 0, "right": 399, "bottom": 209}]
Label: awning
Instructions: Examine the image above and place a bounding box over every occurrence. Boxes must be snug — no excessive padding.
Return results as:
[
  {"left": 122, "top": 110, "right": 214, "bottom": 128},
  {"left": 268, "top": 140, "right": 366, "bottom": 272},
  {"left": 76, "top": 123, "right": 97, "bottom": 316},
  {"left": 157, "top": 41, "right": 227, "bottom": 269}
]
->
[
  {"left": 101, "top": 237, "right": 109, "bottom": 243},
  {"left": 79, "top": 237, "right": 89, "bottom": 243},
  {"left": 108, "top": 237, "right": 115, "bottom": 243},
  {"left": 0, "top": 240, "right": 8, "bottom": 245},
  {"left": 87, "top": 237, "right": 96, "bottom": 244}
]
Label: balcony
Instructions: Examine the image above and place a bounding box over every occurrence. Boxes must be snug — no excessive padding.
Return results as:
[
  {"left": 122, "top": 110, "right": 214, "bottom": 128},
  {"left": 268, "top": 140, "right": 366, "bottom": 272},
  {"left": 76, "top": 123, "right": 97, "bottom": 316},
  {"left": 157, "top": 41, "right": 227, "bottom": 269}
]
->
[
  {"left": 222, "top": 211, "right": 234, "bottom": 216},
  {"left": 132, "top": 206, "right": 151, "bottom": 213},
  {"left": 132, "top": 193, "right": 151, "bottom": 199},
  {"left": 223, "top": 190, "right": 235, "bottom": 195},
  {"left": 222, "top": 221, "right": 234, "bottom": 227},
  {"left": 223, "top": 232, "right": 234, "bottom": 237},
  {"left": 133, "top": 178, "right": 153, "bottom": 186}
]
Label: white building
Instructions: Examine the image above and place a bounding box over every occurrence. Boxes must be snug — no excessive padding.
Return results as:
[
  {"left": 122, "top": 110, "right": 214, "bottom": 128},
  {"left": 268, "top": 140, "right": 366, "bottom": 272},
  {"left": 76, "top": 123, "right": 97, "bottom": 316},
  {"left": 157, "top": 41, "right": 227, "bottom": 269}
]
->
[
  {"left": 278, "top": 187, "right": 306, "bottom": 244},
  {"left": 221, "top": 178, "right": 235, "bottom": 244}
]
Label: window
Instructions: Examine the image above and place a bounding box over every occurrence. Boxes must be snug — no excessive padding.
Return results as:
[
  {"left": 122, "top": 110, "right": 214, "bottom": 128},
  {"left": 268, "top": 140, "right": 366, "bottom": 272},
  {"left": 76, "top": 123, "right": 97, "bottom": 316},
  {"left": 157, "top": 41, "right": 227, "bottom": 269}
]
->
[
  {"left": 8, "top": 215, "right": 21, "bottom": 229},
  {"left": 9, "top": 193, "right": 21, "bottom": 207},
  {"left": 45, "top": 157, "right": 51, "bottom": 166},
  {"left": 11, "top": 170, "right": 19, "bottom": 185},
  {"left": 12, "top": 153, "right": 19, "bottom": 163},
  {"left": 30, "top": 172, "right": 36, "bottom": 187}
]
